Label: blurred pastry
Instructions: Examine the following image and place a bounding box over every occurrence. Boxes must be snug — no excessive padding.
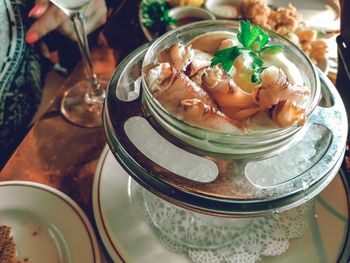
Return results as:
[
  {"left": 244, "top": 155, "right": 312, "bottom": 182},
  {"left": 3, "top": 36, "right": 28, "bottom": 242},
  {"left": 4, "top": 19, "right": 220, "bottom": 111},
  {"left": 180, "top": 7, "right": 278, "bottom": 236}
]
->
[
  {"left": 168, "top": 0, "right": 204, "bottom": 7},
  {"left": 0, "top": 226, "right": 17, "bottom": 263}
]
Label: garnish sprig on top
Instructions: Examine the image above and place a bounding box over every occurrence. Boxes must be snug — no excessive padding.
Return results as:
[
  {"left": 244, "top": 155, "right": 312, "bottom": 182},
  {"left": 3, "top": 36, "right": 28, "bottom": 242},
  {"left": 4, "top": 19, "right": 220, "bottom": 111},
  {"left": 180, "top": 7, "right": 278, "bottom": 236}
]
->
[{"left": 211, "top": 20, "right": 284, "bottom": 83}]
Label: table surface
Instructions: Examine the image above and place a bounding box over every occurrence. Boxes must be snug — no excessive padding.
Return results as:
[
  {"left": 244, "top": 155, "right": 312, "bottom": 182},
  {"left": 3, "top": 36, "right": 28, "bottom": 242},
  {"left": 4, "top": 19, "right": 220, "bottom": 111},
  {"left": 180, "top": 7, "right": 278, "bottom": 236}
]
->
[{"left": 1, "top": 1, "right": 349, "bottom": 262}]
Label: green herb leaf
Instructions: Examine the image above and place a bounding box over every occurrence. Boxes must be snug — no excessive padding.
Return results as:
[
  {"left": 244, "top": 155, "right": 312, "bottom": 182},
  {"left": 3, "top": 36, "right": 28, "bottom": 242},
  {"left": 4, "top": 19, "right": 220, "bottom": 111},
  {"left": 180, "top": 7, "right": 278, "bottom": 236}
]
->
[
  {"left": 248, "top": 52, "right": 263, "bottom": 68},
  {"left": 251, "top": 72, "right": 261, "bottom": 83},
  {"left": 211, "top": 46, "right": 241, "bottom": 72},
  {"left": 237, "top": 21, "right": 270, "bottom": 52},
  {"left": 210, "top": 20, "right": 284, "bottom": 82},
  {"left": 257, "top": 27, "right": 270, "bottom": 49},
  {"left": 141, "top": 0, "right": 176, "bottom": 33},
  {"left": 261, "top": 45, "right": 284, "bottom": 55},
  {"left": 238, "top": 20, "right": 260, "bottom": 49},
  {"left": 251, "top": 66, "right": 265, "bottom": 83}
]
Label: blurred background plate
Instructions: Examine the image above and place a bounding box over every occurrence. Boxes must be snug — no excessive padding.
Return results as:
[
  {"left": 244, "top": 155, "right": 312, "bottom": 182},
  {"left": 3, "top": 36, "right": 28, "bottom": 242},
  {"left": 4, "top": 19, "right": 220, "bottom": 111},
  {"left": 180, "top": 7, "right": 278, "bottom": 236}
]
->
[
  {"left": 266, "top": 0, "right": 340, "bottom": 31},
  {"left": 138, "top": 0, "right": 336, "bottom": 73}
]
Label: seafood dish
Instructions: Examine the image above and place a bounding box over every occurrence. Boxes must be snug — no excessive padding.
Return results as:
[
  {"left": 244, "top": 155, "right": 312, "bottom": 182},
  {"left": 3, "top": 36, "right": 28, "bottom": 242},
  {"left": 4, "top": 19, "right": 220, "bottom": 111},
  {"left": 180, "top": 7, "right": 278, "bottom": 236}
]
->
[{"left": 144, "top": 21, "right": 311, "bottom": 134}]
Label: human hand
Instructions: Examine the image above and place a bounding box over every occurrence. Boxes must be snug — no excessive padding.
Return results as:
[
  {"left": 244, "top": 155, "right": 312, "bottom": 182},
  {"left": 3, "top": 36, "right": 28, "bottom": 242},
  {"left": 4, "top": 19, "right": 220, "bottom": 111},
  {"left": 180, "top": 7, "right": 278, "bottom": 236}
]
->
[{"left": 25, "top": 0, "right": 107, "bottom": 44}]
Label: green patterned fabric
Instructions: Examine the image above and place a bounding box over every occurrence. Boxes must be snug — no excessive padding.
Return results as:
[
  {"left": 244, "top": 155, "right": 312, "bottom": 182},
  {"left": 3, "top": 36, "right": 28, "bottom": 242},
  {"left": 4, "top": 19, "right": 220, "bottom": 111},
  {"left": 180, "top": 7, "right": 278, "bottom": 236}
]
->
[{"left": 0, "top": 0, "right": 43, "bottom": 168}]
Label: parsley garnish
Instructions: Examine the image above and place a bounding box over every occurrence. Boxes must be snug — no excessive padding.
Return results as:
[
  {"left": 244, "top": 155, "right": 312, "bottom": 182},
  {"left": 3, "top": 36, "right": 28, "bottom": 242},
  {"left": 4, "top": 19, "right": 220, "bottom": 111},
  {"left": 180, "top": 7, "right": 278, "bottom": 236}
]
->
[
  {"left": 211, "top": 20, "right": 284, "bottom": 83},
  {"left": 141, "top": 0, "right": 176, "bottom": 34},
  {"left": 211, "top": 46, "right": 241, "bottom": 72}
]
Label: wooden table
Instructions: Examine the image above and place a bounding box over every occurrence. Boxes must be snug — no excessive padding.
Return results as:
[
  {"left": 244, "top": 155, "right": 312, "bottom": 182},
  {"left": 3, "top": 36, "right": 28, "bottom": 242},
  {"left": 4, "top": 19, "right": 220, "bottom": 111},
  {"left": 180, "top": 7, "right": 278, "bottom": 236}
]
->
[{"left": 0, "top": 1, "right": 146, "bottom": 261}]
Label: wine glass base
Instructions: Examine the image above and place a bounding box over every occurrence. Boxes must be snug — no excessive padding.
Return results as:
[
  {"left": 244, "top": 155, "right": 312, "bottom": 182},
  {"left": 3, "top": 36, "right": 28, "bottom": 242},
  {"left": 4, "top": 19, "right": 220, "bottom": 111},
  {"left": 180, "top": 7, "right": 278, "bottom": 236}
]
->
[{"left": 61, "top": 80, "right": 108, "bottom": 127}]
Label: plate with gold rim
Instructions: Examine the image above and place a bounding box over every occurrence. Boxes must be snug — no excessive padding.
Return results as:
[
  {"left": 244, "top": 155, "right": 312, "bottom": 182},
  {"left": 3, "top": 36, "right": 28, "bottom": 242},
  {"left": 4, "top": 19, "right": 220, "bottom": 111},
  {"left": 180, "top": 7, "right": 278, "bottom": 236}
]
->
[{"left": 0, "top": 181, "right": 100, "bottom": 263}]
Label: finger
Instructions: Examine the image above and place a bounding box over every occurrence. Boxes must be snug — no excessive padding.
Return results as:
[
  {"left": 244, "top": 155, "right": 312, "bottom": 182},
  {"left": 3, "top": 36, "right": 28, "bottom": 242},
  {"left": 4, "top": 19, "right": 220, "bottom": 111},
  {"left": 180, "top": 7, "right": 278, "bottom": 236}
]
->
[
  {"left": 28, "top": 0, "right": 50, "bottom": 18},
  {"left": 84, "top": 12, "right": 107, "bottom": 35},
  {"left": 57, "top": 22, "right": 77, "bottom": 41},
  {"left": 38, "top": 41, "right": 51, "bottom": 59},
  {"left": 26, "top": 5, "right": 68, "bottom": 44},
  {"left": 84, "top": 0, "right": 107, "bottom": 33}
]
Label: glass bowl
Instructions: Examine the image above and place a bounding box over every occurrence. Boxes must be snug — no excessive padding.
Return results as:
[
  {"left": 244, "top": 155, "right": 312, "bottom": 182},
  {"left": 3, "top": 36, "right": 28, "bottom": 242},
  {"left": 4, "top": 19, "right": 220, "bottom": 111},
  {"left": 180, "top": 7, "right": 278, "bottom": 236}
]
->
[
  {"left": 141, "top": 20, "right": 321, "bottom": 158},
  {"left": 104, "top": 42, "right": 347, "bottom": 217}
]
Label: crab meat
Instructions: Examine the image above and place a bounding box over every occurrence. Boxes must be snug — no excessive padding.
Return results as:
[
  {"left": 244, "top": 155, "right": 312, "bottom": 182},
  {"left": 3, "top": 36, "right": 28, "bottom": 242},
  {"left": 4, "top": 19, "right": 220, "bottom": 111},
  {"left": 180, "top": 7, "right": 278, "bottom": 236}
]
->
[
  {"left": 202, "top": 65, "right": 256, "bottom": 109},
  {"left": 147, "top": 67, "right": 218, "bottom": 114},
  {"left": 158, "top": 43, "right": 195, "bottom": 71},
  {"left": 145, "top": 63, "right": 176, "bottom": 93},
  {"left": 186, "top": 50, "right": 212, "bottom": 77},
  {"left": 179, "top": 99, "right": 244, "bottom": 132},
  {"left": 253, "top": 66, "right": 310, "bottom": 108},
  {"left": 218, "top": 38, "right": 238, "bottom": 50},
  {"left": 270, "top": 100, "right": 306, "bottom": 127}
]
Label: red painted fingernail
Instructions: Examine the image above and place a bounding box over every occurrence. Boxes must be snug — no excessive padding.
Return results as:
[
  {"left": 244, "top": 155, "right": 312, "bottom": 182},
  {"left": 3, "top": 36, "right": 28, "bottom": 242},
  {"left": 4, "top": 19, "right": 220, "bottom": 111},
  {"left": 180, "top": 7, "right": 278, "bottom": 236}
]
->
[
  {"left": 28, "top": 3, "right": 47, "bottom": 18},
  {"left": 25, "top": 33, "right": 39, "bottom": 44}
]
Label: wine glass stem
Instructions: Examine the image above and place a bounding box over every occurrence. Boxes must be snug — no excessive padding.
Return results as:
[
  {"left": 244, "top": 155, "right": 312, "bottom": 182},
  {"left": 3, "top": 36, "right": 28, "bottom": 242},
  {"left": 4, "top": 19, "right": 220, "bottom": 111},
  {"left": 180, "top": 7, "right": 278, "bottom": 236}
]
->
[{"left": 70, "top": 12, "right": 105, "bottom": 104}]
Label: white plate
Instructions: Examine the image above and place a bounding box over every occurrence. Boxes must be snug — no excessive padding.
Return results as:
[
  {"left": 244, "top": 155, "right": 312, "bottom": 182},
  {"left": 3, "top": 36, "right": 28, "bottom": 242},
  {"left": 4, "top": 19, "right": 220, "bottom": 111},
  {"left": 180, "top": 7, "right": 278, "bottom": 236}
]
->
[
  {"left": 0, "top": 181, "right": 101, "bottom": 263},
  {"left": 266, "top": 0, "right": 340, "bottom": 31},
  {"left": 93, "top": 147, "right": 350, "bottom": 262}
]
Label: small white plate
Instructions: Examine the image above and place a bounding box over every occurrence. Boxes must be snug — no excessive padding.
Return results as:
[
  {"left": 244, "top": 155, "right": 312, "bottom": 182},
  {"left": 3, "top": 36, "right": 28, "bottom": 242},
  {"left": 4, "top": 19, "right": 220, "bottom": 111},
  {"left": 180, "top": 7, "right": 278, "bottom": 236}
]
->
[
  {"left": 93, "top": 147, "right": 349, "bottom": 262},
  {"left": 0, "top": 181, "right": 101, "bottom": 263},
  {"left": 266, "top": 0, "right": 340, "bottom": 31}
]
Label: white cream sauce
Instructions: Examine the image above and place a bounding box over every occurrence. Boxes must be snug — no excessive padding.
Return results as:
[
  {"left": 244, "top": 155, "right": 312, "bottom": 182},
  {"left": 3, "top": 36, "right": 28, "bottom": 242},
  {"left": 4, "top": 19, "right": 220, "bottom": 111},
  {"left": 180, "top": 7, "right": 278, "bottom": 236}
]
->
[{"left": 260, "top": 52, "right": 304, "bottom": 86}]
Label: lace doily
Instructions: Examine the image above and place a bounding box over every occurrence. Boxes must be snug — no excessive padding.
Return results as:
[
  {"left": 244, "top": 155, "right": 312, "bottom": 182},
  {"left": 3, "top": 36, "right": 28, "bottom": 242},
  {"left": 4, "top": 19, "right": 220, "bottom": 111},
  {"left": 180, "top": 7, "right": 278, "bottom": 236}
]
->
[{"left": 135, "top": 186, "right": 312, "bottom": 263}]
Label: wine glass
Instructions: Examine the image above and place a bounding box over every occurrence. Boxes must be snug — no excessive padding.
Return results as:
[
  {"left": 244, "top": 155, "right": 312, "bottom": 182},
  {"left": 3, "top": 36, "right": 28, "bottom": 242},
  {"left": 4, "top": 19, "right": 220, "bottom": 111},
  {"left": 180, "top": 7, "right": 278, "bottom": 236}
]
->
[{"left": 50, "top": 0, "right": 106, "bottom": 127}]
